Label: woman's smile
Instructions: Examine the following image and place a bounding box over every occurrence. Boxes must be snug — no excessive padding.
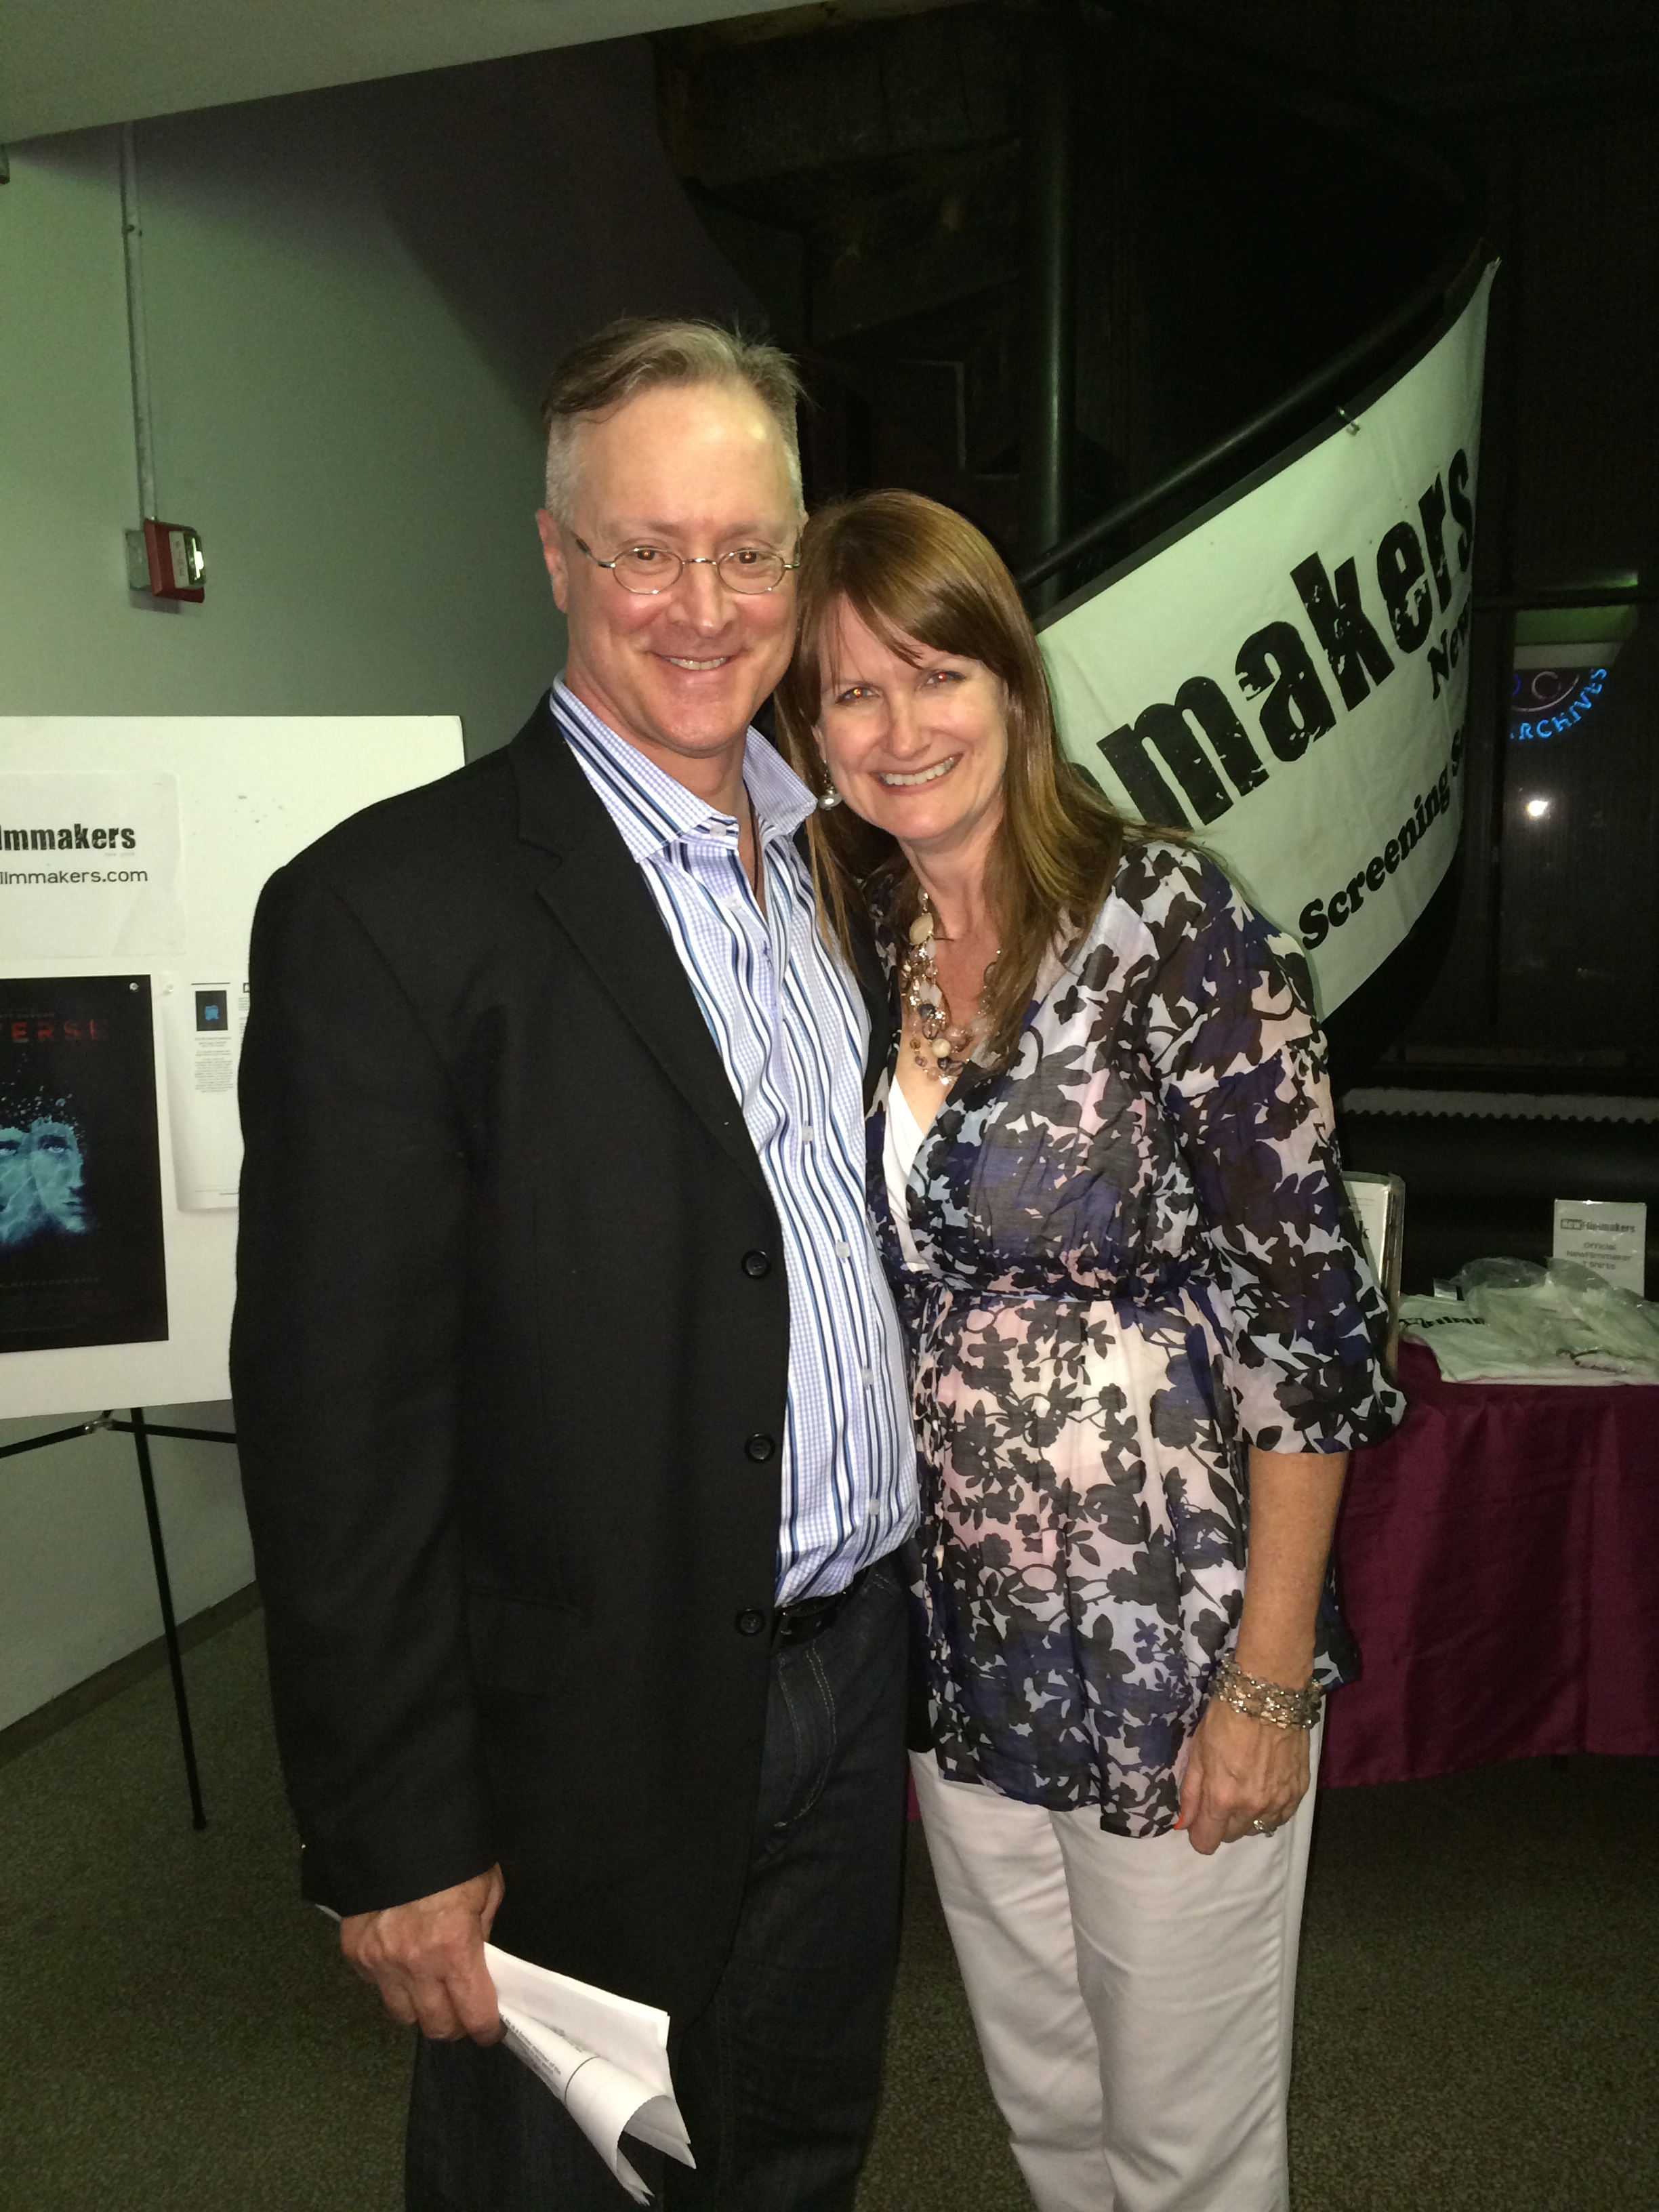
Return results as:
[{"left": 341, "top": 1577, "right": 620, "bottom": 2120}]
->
[{"left": 878, "top": 755, "right": 960, "bottom": 788}]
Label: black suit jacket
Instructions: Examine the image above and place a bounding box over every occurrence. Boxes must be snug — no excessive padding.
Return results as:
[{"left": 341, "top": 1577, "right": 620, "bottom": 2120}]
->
[{"left": 231, "top": 695, "right": 893, "bottom": 2025}]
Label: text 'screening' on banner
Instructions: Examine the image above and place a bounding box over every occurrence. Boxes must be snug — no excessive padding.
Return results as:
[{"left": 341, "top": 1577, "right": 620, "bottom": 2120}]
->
[{"left": 1042, "top": 266, "right": 1496, "bottom": 1013}]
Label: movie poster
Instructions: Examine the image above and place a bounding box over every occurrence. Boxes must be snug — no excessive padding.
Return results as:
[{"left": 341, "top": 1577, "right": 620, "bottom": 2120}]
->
[{"left": 0, "top": 975, "right": 168, "bottom": 1355}]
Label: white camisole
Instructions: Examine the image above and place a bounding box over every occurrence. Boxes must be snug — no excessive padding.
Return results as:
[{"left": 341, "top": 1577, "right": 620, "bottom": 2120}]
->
[{"left": 882, "top": 1075, "right": 929, "bottom": 1273}]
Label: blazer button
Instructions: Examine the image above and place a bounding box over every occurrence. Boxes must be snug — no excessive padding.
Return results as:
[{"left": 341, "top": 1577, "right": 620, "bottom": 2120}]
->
[
  {"left": 744, "top": 1433, "right": 777, "bottom": 1462},
  {"left": 741, "top": 1249, "right": 771, "bottom": 1279},
  {"left": 735, "top": 1608, "right": 769, "bottom": 1636}
]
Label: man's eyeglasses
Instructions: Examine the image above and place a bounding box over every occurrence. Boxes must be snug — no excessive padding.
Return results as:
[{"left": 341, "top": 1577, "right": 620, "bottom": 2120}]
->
[{"left": 573, "top": 536, "right": 800, "bottom": 596}]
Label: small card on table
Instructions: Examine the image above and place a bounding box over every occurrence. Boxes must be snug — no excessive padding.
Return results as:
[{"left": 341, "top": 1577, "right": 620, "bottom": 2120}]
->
[{"left": 1553, "top": 1198, "right": 1647, "bottom": 1298}]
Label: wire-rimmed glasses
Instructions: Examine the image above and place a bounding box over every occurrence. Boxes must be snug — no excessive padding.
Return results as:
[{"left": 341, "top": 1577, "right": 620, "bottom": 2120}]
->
[{"left": 572, "top": 535, "right": 800, "bottom": 596}]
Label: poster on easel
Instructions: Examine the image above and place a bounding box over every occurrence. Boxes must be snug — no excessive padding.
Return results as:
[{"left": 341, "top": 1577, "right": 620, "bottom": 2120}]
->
[
  {"left": 0, "top": 974, "right": 169, "bottom": 1353},
  {"left": 0, "top": 716, "right": 467, "bottom": 1419}
]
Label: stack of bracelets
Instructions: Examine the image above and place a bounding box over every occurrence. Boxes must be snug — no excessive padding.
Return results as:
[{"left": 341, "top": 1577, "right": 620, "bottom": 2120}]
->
[{"left": 1210, "top": 1652, "right": 1324, "bottom": 1730}]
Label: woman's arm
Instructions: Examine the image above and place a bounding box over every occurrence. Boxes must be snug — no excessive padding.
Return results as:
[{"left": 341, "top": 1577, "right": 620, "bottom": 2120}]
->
[{"left": 1176, "top": 1446, "right": 1348, "bottom": 1856}]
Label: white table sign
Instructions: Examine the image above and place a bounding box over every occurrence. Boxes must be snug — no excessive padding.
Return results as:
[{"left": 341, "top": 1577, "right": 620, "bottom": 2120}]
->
[{"left": 1553, "top": 1198, "right": 1647, "bottom": 1298}]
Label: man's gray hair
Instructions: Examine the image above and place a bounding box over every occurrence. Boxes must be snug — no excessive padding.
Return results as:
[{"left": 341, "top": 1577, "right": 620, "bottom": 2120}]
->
[{"left": 539, "top": 317, "right": 806, "bottom": 525}]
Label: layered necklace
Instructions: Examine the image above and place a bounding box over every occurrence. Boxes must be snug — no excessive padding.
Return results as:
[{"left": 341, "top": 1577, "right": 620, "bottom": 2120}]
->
[{"left": 897, "top": 888, "right": 1001, "bottom": 1085}]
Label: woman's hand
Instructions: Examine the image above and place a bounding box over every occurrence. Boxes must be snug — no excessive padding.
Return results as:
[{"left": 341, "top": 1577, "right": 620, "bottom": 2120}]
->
[
  {"left": 1172, "top": 1441, "right": 1350, "bottom": 1853},
  {"left": 1176, "top": 1696, "right": 1309, "bottom": 1854}
]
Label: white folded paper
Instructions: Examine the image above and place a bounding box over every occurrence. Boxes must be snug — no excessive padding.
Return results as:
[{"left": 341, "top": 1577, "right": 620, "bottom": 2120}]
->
[{"left": 486, "top": 1943, "right": 695, "bottom": 2203}]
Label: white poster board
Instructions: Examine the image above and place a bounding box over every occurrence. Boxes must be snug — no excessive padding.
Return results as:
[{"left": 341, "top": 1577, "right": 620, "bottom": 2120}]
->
[
  {"left": 0, "top": 716, "right": 465, "bottom": 1419},
  {"left": 1042, "top": 266, "right": 1496, "bottom": 1013}
]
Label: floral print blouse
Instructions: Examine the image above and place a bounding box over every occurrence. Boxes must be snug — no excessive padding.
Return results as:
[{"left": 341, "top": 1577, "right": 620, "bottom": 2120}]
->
[{"left": 872, "top": 838, "right": 1405, "bottom": 1837}]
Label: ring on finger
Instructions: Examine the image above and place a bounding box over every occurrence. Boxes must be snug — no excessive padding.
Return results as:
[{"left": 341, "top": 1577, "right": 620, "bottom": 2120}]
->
[{"left": 1250, "top": 1816, "right": 1283, "bottom": 1836}]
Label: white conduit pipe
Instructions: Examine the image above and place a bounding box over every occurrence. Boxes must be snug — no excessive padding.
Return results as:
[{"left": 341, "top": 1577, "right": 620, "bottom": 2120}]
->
[{"left": 119, "top": 121, "right": 157, "bottom": 522}]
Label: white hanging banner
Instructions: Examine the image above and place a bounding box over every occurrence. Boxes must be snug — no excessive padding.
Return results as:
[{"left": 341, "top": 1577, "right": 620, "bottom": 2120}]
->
[{"left": 1042, "top": 264, "right": 1496, "bottom": 1013}]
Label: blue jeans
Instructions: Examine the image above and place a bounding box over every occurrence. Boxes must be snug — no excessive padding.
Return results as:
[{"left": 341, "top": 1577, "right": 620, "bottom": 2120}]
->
[{"left": 405, "top": 1553, "right": 910, "bottom": 2211}]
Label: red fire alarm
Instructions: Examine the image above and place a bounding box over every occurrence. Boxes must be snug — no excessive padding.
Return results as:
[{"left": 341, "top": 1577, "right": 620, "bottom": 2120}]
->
[{"left": 140, "top": 518, "right": 205, "bottom": 602}]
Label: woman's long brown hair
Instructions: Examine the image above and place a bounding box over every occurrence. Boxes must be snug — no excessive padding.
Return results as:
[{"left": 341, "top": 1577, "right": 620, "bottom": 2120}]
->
[{"left": 774, "top": 489, "right": 1156, "bottom": 1063}]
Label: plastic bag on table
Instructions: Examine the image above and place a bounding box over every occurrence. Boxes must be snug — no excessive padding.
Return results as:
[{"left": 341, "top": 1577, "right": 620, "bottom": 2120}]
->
[{"left": 1399, "top": 1257, "right": 1659, "bottom": 1384}]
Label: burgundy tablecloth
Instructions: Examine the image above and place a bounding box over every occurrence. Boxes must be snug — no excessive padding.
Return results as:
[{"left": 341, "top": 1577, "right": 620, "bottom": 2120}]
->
[{"left": 1322, "top": 1340, "right": 1659, "bottom": 1788}]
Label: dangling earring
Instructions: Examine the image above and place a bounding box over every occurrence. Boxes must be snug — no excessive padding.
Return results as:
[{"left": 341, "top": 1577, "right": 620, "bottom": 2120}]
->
[{"left": 816, "top": 756, "right": 842, "bottom": 808}]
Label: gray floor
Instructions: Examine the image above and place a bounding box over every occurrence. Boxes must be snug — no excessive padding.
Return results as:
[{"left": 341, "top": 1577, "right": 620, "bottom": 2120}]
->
[{"left": 0, "top": 1613, "right": 1654, "bottom": 2211}]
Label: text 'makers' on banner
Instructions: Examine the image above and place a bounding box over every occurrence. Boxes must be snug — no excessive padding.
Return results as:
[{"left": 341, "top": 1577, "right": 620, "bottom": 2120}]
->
[{"left": 1041, "top": 266, "right": 1496, "bottom": 1015}]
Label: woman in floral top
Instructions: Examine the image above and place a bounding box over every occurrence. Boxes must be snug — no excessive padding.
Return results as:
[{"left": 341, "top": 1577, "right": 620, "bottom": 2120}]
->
[{"left": 777, "top": 491, "right": 1402, "bottom": 2212}]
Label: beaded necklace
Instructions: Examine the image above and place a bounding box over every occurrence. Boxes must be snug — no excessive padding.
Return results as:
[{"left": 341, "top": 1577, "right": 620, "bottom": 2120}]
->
[{"left": 896, "top": 888, "right": 1001, "bottom": 1084}]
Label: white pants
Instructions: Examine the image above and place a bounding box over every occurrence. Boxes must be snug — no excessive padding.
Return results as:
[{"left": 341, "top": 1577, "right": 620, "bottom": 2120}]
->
[{"left": 911, "top": 1726, "right": 1322, "bottom": 2212}]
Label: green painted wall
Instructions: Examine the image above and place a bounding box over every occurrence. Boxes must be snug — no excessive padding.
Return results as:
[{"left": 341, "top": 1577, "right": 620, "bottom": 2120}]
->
[{"left": 1, "top": 121, "right": 565, "bottom": 751}]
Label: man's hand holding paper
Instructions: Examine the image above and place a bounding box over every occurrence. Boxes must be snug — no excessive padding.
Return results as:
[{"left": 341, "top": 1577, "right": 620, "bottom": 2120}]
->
[{"left": 342, "top": 1865, "right": 506, "bottom": 2044}]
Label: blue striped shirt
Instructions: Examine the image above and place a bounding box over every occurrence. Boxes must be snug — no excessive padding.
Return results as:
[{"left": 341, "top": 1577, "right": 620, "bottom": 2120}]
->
[{"left": 554, "top": 680, "right": 917, "bottom": 1603}]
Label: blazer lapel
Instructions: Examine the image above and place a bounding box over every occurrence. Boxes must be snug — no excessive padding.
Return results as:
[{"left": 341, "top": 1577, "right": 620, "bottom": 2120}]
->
[{"left": 509, "top": 700, "right": 769, "bottom": 1200}]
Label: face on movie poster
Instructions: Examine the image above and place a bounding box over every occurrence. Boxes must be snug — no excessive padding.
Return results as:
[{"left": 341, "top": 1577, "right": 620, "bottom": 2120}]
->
[{"left": 0, "top": 976, "right": 168, "bottom": 1354}]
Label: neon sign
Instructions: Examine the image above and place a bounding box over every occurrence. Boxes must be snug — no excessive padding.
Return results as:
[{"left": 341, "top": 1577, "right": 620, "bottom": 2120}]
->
[{"left": 1509, "top": 665, "right": 1607, "bottom": 743}]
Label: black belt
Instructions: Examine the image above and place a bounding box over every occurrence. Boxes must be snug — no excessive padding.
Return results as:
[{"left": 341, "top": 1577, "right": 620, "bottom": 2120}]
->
[{"left": 773, "top": 1564, "right": 869, "bottom": 1647}]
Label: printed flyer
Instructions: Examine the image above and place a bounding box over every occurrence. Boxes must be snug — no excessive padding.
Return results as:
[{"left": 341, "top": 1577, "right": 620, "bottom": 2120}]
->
[{"left": 159, "top": 974, "right": 247, "bottom": 1210}]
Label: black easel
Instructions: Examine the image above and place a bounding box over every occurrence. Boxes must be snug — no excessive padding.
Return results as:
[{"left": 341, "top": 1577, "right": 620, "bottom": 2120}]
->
[{"left": 0, "top": 1408, "right": 236, "bottom": 1829}]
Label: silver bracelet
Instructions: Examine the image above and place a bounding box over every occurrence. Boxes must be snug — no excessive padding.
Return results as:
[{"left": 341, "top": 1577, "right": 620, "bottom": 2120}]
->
[{"left": 1211, "top": 1652, "right": 1323, "bottom": 1731}]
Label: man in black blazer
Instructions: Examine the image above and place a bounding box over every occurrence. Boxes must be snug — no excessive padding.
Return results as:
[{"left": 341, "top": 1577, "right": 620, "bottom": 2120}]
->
[{"left": 232, "top": 321, "right": 918, "bottom": 2210}]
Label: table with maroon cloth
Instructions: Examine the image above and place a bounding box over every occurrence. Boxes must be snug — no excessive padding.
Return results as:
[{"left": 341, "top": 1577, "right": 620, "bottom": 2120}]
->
[{"left": 1321, "top": 1340, "right": 1659, "bottom": 1788}]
